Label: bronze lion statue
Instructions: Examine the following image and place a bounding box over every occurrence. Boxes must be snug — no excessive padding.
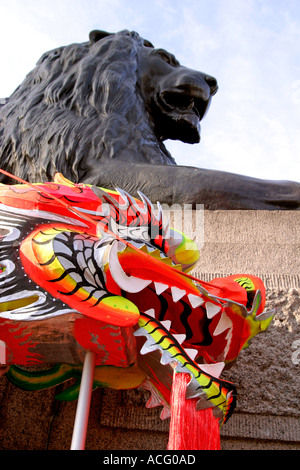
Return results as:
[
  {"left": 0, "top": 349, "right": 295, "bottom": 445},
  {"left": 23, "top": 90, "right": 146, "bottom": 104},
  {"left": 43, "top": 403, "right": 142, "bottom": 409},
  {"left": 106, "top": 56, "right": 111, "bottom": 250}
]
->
[{"left": 0, "top": 29, "right": 299, "bottom": 209}]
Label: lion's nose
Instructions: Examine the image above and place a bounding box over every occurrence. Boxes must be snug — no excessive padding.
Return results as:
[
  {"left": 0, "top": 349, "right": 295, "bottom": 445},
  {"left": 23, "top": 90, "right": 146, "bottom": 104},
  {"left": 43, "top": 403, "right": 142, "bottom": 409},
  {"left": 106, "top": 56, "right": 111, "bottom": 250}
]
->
[
  {"left": 172, "top": 70, "right": 218, "bottom": 102},
  {"left": 204, "top": 74, "right": 218, "bottom": 96}
]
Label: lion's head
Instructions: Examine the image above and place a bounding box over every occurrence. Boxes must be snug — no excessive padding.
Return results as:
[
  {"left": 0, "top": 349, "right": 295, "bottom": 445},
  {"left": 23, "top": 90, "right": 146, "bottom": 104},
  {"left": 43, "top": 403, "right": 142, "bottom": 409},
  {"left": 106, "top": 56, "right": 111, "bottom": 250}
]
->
[
  {"left": 136, "top": 39, "right": 218, "bottom": 144},
  {"left": 0, "top": 29, "right": 217, "bottom": 184}
]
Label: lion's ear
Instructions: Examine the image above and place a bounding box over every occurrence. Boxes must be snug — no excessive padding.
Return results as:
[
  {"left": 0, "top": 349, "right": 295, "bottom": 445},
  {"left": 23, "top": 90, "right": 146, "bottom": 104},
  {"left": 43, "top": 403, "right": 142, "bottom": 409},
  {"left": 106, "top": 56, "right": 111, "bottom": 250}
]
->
[{"left": 89, "top": 30, "right": 112, "bottom": 44}]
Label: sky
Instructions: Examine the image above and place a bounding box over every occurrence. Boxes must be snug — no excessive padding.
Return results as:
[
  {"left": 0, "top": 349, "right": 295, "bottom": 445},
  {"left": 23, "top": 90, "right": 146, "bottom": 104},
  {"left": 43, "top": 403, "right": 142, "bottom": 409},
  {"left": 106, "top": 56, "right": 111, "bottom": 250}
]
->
[{"left": 0, "top": 0, "right": 299, "bottom": 182}]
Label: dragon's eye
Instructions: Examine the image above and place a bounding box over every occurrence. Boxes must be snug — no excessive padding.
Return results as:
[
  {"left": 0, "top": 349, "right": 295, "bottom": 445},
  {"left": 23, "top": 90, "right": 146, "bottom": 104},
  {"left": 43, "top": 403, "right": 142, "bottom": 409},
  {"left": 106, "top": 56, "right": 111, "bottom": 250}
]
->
[{"left": 153, "top": 234, "right": 169, "bottom": 254}]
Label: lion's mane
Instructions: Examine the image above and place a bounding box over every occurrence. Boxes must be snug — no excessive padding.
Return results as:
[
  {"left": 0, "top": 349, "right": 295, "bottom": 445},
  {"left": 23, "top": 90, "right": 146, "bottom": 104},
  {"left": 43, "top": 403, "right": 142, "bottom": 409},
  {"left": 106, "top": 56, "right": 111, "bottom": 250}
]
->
[{"left": 0, "top": 30, "right": 175, "bottom": 184}]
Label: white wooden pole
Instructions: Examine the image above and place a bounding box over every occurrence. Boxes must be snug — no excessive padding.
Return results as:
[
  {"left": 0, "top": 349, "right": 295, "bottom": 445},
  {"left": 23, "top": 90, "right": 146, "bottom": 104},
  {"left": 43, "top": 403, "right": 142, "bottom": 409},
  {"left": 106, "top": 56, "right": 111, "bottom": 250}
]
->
[{"left": 70, "top": 351, "right": 96, "bottom": 450}]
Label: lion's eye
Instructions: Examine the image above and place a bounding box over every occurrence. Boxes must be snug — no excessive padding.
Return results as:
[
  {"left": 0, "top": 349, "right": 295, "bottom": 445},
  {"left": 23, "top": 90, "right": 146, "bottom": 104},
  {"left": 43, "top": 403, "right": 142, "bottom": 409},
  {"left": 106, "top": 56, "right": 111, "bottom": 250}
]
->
[
  {"left": 159, "top": 51, "right": 172, "bottom": 64},
  {"left": 155, "top": 49, "right": 179, "bottom": 66}
]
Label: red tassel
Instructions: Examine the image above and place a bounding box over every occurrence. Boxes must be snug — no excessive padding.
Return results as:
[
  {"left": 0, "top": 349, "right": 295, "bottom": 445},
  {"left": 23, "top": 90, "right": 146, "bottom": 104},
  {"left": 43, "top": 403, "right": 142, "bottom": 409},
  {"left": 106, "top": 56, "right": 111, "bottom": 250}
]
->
[{"left": 167, "top": 373, "right": 221, "bottom": 450}]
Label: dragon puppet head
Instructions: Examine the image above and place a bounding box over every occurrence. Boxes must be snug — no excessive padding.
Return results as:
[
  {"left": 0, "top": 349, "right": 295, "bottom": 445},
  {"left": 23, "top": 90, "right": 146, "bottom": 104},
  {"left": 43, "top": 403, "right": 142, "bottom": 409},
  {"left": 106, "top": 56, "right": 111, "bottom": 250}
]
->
[{"left": 0, "top": 172, "right": 275, "bottom": 426}]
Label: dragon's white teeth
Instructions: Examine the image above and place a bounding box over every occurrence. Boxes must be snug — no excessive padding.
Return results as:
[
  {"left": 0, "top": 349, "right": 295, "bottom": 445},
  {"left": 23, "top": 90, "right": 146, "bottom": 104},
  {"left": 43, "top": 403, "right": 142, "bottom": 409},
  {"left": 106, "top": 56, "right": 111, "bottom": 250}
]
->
[
  {"left": 199, "top": 361, "right": 225, "bottom": 378},
  {"left": 171, "top": 286, "right": 186, "bottom": 302},
  {"left": 173, "top": 333, "right": 186, "bottom": 345},
  {"left": 256, "top": 307, "right": 276, "bottom": 320},
  {"left": 188, "top": 293, "right": 204, "bottom": 309},
  {"left": 195, "top": 398, "right": 214, "bottom": 411},
  {"left": 144, "top": 308, "right": 156, "bottom": 318},
  {"left": 205, "top": 302, "right": 222, "bottom": 319},
  {"left": 146, "top": 394, "right": 161, "bottom": 409},
  {"left": 160, "top": 320, "right": 171, "bottom": 330},
  {"left": 174, "top": 362, "right": 187, "bottom": 373},
  {"left": 212, "top": 406, "right": 223, "bottom": 420},
  {"left": 184, "top": 348, "right": 198, "bottom": 361},
  {"left": 213, "top": 313, "right": 232, "bottom": 336},
  {"left": 154, "top": 282, "right": 169, "bottom": 295},
  {"left": 133, "top": 328, "right": 145, "bottom": 337},
  {"left": 109, "top": 241, "right": 151, "bottom": 293},
  {"left": 160, "top": 350, "right": 173, "bottom": 365},
  {"left": 140, "top": 339, "right": 159, "bottom": 355},
  {"left": 160, "top": 406, "right": 171, "bottom": 420},
  {"left": 142, "top": 379, "right": 170, "bottom": 419}
]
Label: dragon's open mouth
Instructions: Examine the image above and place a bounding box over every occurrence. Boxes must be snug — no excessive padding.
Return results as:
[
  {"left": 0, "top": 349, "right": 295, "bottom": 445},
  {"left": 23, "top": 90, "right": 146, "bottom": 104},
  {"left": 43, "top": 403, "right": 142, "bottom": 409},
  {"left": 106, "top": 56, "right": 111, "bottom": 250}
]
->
[
  {"left": 104, "top": 240, "right": 236, "bottom": 423},
  {"left": 108, "top": 240, "right": 219, "bottom": 350}
]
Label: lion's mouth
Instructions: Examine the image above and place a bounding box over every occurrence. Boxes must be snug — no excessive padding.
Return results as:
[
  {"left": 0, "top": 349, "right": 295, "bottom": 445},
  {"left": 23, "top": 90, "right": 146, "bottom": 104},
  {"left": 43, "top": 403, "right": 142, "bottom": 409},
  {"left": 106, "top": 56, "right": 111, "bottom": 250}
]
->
[
  {"left": 161, "top": 90, "right": 210, "bottom": 120},
  {"left": 156, "top": 90, "right": 211, "bottom": 143}
]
